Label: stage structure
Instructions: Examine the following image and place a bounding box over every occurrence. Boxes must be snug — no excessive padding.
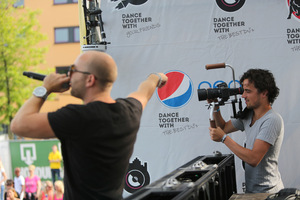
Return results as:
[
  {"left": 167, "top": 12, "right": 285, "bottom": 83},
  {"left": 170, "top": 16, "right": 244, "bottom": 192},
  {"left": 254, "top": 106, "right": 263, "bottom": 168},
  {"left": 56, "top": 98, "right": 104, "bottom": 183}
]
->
[
  {"left": 78, "top": 0, "right": 109, "bottom": 52},
  {"left": 76, "top": 0, "right": 300, "bottom": 197},
  {"left": 125, "top": 154, "right": 236, "bottom": 200}
]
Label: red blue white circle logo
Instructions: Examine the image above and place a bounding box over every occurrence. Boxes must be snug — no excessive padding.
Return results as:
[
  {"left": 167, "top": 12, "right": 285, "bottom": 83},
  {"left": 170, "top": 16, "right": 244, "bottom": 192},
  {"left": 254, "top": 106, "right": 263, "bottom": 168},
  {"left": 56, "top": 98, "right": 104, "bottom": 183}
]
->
[{"left": 157, "top": 70, "right": 193, "bottom": 108}]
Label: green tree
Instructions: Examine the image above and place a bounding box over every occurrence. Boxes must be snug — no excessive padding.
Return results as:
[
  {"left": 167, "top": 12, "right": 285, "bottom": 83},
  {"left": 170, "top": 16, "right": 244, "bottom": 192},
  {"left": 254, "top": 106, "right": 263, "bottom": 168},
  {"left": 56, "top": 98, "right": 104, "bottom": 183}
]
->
[{"left": 0, "top": 0, "right": 47, "bottom": 138}]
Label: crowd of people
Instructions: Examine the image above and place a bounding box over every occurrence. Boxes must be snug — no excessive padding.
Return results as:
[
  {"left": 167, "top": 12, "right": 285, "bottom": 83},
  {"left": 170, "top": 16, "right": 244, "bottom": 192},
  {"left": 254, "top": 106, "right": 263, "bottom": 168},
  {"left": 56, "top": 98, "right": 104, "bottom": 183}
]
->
[
  {"left": 0, "top": 145, "right": 64, "bottom": 200},
  {"left": 0, "top": 164, "right": 64, "bottom": 200}
]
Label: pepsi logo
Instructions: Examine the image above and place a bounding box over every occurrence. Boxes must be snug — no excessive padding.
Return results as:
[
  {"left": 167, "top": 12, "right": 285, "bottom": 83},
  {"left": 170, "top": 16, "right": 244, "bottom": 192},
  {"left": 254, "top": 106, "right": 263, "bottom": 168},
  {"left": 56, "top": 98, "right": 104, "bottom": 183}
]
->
[{"left": 157, "top": 70, "right": 193, "bottom": 108}]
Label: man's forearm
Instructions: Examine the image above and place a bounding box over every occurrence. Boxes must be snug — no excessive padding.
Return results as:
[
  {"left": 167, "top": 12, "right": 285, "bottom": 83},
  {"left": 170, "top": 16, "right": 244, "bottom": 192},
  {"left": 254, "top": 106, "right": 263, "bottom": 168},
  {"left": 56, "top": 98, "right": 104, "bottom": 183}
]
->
[
  {"left": 223, "top": 135, "right": 252, "bottom": 162},
  {"left": 11, "top": 96, "right": 45, "bottom": 134},
  {"left": 213, "top": 106, "right": 226, "bottom": 129},
  {"left": 128, "top": 73, "right": 165, "bottom": 109},
  {"left": 10, "top": 96, "right": 55, "bottom": 138},
  {"left": 139, "top": 74, "right": 160, "bottom": 100},
  {"left": 15, "top": 96, "right": 45, "bottom": 116}
]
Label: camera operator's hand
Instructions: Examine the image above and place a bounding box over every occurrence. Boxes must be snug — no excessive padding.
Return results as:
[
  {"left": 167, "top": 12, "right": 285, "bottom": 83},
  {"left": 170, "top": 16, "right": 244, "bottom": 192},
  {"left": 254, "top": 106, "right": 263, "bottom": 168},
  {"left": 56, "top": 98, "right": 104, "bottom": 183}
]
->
[
  {"left": 43, "top": 73, "right": 70, "bottom": 94},
  {"left": 209, "top": 127, "right": 225, "bottom": 142},
  {"left": 205, "top": 87, "right": 218, "bottom": 104}
]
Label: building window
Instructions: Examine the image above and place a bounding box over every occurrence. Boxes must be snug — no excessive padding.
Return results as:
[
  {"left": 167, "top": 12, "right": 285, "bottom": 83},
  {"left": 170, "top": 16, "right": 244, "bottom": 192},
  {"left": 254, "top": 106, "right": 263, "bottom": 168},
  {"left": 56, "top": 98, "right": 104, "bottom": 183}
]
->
[
  {"left": 14, "top": 0, "right": 24, "bottom": 7},
  {"left": 54, "top": 0, "right": 78, "bottom": 5},
  {"left": 55, "top": 27, "right": 80, "bottom": 44}
]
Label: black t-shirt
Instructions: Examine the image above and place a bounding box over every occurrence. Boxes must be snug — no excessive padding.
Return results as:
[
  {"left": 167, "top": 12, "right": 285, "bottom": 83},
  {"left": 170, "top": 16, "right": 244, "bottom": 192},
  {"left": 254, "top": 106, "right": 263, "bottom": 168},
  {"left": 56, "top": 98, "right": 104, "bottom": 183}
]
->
[{"left": 48, "top": 98, "right": 143, "bottom": 200}]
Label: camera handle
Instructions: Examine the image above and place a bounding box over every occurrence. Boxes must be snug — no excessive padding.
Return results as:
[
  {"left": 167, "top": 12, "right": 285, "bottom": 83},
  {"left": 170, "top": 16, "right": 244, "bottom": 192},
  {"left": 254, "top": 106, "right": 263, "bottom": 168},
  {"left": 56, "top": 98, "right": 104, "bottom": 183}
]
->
[
  {"left": 205, "top": 63, "right": 237, "bottom": 99},
  {"left": 208, "top": 102, "right": 216, "bottom": 128},
  {"left": 205, "top": 63, "right": 243, "bottom": 119}
]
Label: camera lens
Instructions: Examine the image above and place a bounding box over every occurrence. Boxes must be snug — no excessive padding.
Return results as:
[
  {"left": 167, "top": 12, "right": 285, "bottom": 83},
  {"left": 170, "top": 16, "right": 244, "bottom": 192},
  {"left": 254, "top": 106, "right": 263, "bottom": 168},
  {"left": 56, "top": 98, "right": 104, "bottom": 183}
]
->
[{"left": 198, "top": 88, "right": 221, "bottom": 101}]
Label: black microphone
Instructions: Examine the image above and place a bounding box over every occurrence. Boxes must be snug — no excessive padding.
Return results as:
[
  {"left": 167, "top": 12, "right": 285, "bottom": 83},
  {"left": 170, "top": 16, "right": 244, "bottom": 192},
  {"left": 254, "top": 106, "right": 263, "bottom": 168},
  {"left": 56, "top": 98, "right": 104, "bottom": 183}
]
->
[{"left": 23, "top": 71, "right": 46, "bottom": 81}]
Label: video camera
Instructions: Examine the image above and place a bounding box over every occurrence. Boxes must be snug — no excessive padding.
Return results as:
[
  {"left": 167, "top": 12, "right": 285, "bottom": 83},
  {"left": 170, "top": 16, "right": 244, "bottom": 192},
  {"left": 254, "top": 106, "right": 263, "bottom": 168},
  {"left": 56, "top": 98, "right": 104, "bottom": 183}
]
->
[
  {"left": 198, "top": 82, "right": 244, "bottom": 105},
  {"left": 198, "top": 63, "right": 244, "bottom": 120}
]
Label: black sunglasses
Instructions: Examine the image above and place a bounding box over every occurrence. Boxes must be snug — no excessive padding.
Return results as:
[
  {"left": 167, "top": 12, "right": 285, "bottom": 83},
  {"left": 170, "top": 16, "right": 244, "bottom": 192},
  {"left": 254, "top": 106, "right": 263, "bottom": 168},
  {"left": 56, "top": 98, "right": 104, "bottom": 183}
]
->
[{"left": 68, "top": 64, "right": 97, "bottom": 79}]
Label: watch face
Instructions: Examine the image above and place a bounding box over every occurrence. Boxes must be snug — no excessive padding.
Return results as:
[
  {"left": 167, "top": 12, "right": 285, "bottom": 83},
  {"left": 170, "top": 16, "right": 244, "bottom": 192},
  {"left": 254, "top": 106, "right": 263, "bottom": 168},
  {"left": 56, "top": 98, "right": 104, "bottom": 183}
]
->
[
  {"left": 33, "top": 86, "right": 47, "bottom": 98},
  {"left": 36, "top": 87, "right": 45, "bottom": 94}
]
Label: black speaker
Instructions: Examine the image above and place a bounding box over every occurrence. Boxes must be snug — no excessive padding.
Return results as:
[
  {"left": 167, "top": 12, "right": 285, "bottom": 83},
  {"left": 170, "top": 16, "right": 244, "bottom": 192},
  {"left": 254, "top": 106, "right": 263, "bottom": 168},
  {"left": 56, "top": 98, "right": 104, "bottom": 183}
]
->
[{"left": 124, "top": 154, "right": 237, "bottom": 200}]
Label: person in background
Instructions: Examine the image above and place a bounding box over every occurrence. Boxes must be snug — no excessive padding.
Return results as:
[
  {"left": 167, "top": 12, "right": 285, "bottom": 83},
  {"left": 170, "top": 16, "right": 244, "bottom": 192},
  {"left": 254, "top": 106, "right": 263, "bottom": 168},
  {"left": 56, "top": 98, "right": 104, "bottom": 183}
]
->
[
  {"left": 208, "top": 68, "right": 284, "bottom": 193},
  {"left": 53, "top": 180, "right": 64, "bottom": 200},
  {"left": 24, "top": 165, "right": 41, "bottom": 200},
  {"left": 5, "top": 188, "right": 20, "bottom": 200},
  {"left": 14, "top": 167, "right": 25, "bottom": 200},
  {"left": 0, "top": 159, "right": 7, "bottom": 200},
  {"left": 4, "top": 179, "right": 19, "bottom": 200},
  {"left": 11, "top": 51, "right": 168, "bottom": 200},
  {"left": 48, "top": 145, "right": 62, "bottom": 185},
  {"left": 38, "top": 181, "right": 53, "bottom": 200}
]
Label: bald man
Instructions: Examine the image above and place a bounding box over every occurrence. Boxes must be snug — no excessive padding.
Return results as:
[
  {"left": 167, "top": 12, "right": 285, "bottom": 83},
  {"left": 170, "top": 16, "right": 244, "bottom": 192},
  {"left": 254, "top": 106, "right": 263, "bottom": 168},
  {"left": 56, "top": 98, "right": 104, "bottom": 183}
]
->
[{"left": 11, "top": 51, "right": 168, "bottom": 200}]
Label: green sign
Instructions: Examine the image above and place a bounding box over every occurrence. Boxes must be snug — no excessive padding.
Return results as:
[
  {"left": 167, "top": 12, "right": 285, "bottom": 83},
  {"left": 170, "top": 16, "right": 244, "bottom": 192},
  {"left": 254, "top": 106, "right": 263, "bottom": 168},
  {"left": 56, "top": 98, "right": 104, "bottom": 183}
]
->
[{"left": 9, "top": 139, "right": 63, "bottom": 182}]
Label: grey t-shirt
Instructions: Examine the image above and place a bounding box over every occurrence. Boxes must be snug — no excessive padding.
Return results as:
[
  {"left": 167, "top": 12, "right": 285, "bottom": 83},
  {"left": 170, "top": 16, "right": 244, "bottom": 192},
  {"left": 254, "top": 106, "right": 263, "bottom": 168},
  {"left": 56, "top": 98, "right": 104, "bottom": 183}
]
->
[{"left": 231, "top": 109, "right": 284, "bottom": 193}]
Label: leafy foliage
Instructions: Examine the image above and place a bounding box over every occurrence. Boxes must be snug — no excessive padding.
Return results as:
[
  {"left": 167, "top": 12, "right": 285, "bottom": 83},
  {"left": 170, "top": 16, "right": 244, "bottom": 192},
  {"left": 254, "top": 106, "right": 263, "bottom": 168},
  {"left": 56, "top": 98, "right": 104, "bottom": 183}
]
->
[{"left": 0, "top": 0, "right": 47, "bottom": 127}]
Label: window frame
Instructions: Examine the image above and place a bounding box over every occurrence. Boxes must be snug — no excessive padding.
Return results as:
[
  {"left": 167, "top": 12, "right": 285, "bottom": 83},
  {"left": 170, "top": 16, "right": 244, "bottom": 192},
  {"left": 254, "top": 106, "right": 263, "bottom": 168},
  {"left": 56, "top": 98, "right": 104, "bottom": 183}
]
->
[
  {"left": 54, "top": 26, "right": 80, "bottom": 44},
  {"left": 53, "top": 0, "right": 78, "bottom": 5}
]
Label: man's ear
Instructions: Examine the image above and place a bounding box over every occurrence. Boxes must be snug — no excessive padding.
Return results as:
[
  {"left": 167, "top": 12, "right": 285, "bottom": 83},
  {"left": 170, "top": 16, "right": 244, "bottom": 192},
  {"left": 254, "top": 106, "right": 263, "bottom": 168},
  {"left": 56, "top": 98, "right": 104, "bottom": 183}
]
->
[
  {"left": 261, "top": 90, "right": 268, "bottom": 98},
  {"left": 86, "top": 74, "right": 96, "bottom": 87}
]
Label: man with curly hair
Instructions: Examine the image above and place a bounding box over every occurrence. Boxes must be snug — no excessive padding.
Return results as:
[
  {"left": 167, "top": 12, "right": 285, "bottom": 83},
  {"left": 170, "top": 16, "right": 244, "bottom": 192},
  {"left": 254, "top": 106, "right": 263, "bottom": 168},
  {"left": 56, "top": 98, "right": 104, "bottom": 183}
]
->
[{"left": 208, "top": 68, "right": 284, "bottom": 193}]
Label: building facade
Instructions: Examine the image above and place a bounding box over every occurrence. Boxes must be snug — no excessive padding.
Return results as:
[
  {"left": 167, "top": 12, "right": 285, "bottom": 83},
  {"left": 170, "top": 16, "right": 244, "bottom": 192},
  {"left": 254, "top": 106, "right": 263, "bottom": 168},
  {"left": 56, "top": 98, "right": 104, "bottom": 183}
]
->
[{"left": 24, "top": 0, "right": 83, "bottom": 112}]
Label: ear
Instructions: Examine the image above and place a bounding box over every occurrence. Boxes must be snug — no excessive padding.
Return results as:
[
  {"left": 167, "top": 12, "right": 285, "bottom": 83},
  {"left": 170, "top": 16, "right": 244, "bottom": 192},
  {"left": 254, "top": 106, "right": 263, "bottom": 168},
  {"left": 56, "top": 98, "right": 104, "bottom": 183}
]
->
[
  {"left": 86, "top": 74, "right": 96, "bottom": 87},
  {"left": 261, "top": 90, "right": 268, "bottom": 98}
]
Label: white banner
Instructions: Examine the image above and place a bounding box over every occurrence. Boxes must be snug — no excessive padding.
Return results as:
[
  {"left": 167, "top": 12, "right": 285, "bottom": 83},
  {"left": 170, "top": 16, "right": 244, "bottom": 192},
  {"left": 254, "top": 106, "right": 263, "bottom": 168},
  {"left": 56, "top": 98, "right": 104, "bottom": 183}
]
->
[{"left": 98, "top": 0, "right": 300, "bottom": 197}]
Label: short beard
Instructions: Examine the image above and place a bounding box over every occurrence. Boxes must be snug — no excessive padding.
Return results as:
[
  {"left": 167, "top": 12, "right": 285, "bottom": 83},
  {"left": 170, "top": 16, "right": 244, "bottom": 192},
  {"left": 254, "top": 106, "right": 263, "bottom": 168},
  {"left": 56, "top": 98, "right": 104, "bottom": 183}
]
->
[
  {"left": 246, "top": 102, "right": 259, "bottom": 110},
  {"left": 71, "top": 88, "right": 82, "bottom": 99}
]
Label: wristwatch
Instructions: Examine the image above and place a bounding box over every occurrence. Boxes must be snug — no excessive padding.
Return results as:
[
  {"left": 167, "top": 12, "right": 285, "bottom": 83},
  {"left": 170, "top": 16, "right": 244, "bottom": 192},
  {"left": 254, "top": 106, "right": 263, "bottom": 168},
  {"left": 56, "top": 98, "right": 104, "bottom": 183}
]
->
[{"left": 33, "top": 86, "right": 48, "bottom": 100}]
